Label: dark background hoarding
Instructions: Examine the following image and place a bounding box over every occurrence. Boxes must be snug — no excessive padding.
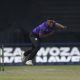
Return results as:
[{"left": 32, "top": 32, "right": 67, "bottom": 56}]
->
[{"left": 0, "top": 0, "right": 80, "bottom": 43}]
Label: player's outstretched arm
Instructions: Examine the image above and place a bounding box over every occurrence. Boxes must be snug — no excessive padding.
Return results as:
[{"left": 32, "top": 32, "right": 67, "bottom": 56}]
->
[{"left": 55, "top": 23, "right": 65, "bottom": 29}]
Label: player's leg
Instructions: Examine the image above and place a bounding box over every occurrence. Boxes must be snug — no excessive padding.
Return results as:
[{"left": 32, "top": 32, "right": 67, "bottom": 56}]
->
[
  {"left": 27, "top": 44, "right": 40, "bottom": 61},
  {"left": 22, "top": 32, "right": 34, "bottom": 63},
  {"left": 22, "top": 48, "right": 32, "bottom": 63},
  {"left": 25, "top": 33, "right": 41, "bottom": 65},
  {"left": 26, "top": 42, "right": 40, "bottom": 65},
  {"left": 24, "top": 48, "right": 33, "bottom": 56}
]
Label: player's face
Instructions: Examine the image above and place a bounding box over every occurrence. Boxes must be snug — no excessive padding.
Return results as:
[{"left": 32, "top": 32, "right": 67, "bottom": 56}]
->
[{"left": 47, "top": 20, "right": 55, "bottom": 27}]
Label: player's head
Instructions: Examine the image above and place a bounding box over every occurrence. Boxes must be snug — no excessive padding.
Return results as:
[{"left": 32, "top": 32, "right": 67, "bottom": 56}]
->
[{"left": 47, "top": 17, "right": 55, "bottom": 27}]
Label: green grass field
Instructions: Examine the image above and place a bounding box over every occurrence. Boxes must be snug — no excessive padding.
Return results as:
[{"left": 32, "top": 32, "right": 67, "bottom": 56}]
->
[{"left": 0, "top": 65, "right": 80, "bottom": 80}]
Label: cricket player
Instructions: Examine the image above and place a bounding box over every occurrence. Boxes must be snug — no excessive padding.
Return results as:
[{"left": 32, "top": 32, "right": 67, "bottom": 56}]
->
[{"left": 23, "top": 17, "right": 66, "bottom": 65}]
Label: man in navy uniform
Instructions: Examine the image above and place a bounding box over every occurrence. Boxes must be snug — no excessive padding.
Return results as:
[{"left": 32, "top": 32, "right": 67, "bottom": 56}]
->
[{"left": 23, "top": 17, "right": 66, "bottom": 65}]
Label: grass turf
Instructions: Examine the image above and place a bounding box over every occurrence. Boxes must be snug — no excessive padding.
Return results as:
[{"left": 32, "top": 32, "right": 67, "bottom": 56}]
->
[{"left": 0, "top": 65, "right": 80, "bottom": 80}]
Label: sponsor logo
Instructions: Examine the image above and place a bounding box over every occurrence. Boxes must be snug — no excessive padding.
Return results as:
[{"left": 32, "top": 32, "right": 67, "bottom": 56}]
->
[
  {"left": 36, "top": 47, "right": 80, "bottom": 63},
  {"left": 0, "top": 48, "right": 24, "bottom": 63},
  {"left": 0, "top": 46, "right": 80, "bottom": 64}
]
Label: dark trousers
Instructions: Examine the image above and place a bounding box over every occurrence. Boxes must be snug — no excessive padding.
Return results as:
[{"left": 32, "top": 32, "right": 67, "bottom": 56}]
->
[{"left": 24, "top": 32, "right": 41, "bottom": 60}]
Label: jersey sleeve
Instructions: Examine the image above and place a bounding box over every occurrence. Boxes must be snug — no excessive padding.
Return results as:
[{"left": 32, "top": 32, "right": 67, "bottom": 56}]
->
[
  {"left": 40, "top": 28, "right": 45, "bottom": 33},
  {"left": 39, "top": 24, "right": 46, "bottom": 34}
]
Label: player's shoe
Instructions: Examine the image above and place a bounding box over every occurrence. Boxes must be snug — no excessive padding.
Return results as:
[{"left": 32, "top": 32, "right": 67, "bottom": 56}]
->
[{"left": 25, "top": 60, "right": 33, "bottom": 66}]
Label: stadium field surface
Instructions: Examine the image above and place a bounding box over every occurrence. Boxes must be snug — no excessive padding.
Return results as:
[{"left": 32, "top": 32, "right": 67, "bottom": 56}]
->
[{"left": 0, "top": 65, "right": 80, "bottom": 80}]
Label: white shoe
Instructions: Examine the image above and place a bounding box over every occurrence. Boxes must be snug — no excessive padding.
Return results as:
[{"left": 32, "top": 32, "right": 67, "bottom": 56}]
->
[{"left": 25, "top": 60, "right": 33, "bottom": 66}]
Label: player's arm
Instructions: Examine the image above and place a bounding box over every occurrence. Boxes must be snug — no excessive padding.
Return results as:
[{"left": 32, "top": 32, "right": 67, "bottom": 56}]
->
[
  {"left": 55, "top": 23, "right": 65, "bottom": 29},
  {"left": 39, "top": 31, "right": 54, "bottom": 38}
]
